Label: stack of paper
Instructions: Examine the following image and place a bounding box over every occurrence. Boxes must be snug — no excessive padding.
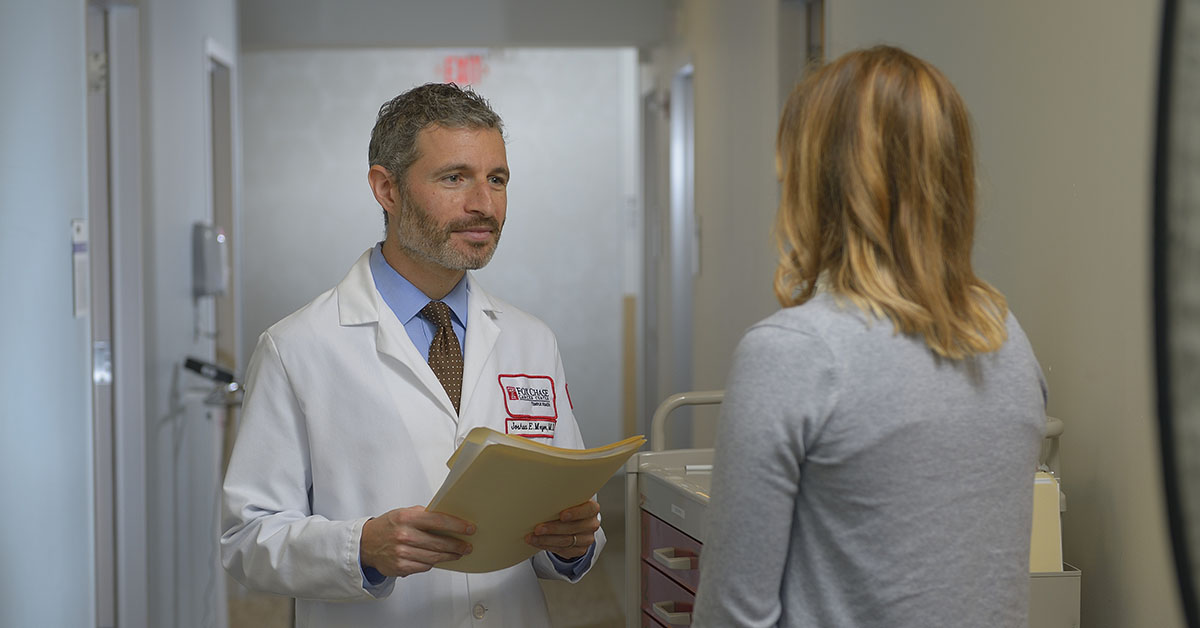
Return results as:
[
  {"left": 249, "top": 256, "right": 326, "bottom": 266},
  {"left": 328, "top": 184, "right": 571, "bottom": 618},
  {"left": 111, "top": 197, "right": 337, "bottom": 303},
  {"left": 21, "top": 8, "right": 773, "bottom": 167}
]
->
[
  {"left": 428, "top": 427, "right": 645, "bottom": 573},
  {"left": 1029, "top": 471, "right": 1063, "bottom": 572}
]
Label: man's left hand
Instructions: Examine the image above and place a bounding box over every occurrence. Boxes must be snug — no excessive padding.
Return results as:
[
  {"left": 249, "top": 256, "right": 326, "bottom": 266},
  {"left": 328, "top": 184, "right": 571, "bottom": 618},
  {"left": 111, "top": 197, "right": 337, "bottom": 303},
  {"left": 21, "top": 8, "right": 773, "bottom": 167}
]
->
[{"left": 524, "top": 499, "right": 600, "bottom": 560}]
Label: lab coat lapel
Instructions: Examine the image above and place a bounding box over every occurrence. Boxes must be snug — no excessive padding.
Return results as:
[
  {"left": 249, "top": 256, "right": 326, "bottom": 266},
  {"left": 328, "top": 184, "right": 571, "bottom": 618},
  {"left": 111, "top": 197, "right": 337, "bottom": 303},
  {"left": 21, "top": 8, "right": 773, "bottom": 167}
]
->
[
  {"left": 461, "top": 273, "right": 501, "bottom": 416},
  {"left": 336, "top": 249, "right": 460, "bottom": 420},
  {"left": 376, "top": 315, "right": 461, "bottom": 421}
]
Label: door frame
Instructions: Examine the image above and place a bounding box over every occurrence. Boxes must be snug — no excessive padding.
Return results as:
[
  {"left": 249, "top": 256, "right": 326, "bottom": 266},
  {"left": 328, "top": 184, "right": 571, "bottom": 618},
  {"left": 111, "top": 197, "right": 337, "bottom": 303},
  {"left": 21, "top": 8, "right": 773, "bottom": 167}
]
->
[
  {"left": 203, "top": 35, "right": 240, "bottom": 628},
  {"left": 87, "top": 2, "right": 148, "bottom": 626}
]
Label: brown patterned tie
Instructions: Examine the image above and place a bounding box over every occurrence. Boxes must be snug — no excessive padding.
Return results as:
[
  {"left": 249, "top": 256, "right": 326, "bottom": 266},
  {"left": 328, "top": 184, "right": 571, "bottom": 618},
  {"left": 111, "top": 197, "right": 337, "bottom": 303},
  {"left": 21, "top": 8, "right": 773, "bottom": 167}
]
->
[{"left": 420, "top": 301, "right": 463, "bottom": 414}]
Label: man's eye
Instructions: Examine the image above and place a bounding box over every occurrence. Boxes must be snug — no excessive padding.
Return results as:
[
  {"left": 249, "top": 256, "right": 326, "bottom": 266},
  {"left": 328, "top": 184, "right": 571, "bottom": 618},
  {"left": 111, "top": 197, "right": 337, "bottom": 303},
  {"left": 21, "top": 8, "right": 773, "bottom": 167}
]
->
[
  {"left": 489, "top": 176, "right": 507, "bottom": 186},
  {"left": 444, "top": 174, "right": 462, "bottom": 183}
]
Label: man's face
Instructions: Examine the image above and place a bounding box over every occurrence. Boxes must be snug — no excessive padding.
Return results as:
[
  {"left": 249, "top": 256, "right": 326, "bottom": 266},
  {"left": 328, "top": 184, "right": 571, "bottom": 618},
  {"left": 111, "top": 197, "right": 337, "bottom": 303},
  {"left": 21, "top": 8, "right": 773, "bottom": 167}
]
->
[{"left": 393, "top": 125, "right": 508, "bottom": 271}]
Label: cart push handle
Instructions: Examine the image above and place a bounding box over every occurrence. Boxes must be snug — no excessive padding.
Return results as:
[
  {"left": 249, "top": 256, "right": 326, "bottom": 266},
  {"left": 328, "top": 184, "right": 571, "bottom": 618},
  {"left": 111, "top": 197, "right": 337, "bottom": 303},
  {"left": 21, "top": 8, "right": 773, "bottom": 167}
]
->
[
  {"left": 650, "top": 390, "right": 725, "bottom": 452},
  {"left": 648, "top": 390, "right": 1063, "bottom": 456}
]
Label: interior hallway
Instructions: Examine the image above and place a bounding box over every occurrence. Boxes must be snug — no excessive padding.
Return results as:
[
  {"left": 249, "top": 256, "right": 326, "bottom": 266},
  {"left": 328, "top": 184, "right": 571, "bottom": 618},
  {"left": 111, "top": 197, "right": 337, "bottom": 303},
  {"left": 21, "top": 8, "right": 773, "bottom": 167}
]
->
[{"left": 1, "top": 1, "right": 1182, "bottom": 626}]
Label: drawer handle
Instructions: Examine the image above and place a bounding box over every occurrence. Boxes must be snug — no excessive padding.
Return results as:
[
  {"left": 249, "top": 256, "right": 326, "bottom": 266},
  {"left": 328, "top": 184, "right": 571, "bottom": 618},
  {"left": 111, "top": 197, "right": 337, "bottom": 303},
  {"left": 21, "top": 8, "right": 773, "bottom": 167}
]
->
[
  {"left": 652, "top": 547, "right": 696, "bottom": 571},
  {"left": 651, "top": 601, "right": 692, "bottom": 626}
]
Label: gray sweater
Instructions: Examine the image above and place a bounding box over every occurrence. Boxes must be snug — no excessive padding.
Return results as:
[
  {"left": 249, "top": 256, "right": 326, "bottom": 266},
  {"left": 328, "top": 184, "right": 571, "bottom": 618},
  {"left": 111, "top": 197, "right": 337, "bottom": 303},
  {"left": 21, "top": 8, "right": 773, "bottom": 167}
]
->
[{"left": 693, "top": 293, "right": 1046, "bottom": 628}]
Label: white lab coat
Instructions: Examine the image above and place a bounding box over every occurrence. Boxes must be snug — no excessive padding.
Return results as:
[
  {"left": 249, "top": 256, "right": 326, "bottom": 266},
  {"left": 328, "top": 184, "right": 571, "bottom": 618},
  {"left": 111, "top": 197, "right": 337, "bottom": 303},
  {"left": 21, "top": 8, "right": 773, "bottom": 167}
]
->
[{"left": 221, "top": 250, "right": 605, "bottom": 627}]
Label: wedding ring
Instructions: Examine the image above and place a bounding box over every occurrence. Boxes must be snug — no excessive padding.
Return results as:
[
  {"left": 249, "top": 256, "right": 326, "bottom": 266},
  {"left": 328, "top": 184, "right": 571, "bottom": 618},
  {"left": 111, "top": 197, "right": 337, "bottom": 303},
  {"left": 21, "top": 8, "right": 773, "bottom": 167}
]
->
[{"left": 571, "top": 534, "right": 577, "bottom": 547}]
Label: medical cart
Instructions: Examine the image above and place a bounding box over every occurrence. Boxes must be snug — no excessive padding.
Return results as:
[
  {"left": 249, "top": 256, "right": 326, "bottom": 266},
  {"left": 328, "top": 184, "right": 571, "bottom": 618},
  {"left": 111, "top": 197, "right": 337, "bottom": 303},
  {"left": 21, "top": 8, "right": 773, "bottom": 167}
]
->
[{"left": 624, "top": 391, "right": 1080, "bottom": 628}]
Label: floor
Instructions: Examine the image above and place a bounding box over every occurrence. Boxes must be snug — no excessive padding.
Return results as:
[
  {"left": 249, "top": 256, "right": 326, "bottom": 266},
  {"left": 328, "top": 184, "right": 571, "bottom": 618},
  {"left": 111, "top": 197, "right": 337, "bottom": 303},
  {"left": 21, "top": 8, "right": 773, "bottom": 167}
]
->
[{"left": 227, "top": 477, "right": 629, "bottom": 627}]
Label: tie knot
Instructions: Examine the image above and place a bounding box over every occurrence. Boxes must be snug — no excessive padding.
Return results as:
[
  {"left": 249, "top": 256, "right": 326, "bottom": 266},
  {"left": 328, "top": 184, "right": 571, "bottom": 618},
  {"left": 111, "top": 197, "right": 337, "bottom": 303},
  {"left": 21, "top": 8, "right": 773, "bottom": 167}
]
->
[{"left": 421, "top": 301, "right": 454, "bottom": 328}]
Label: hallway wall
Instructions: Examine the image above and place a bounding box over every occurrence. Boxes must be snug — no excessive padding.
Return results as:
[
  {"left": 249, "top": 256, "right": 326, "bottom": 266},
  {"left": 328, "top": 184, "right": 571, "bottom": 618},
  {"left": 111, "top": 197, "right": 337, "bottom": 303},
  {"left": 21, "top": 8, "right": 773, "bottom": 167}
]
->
[
  {"left": 1, "top": 1, "right": 1174, "bottom": 624},
  {"left": 0, "top": 3, "right": 94, "bottom": 626},
  {"left": 654, "top": 0, "right": 1174, "bottom": 625},
  {"left": 141, "top": 0, "right": 239, "bottom": 626},
  {"left": 239, "top": 47, "right": 638, "bottom": 450},
  {"left": 239, "top": 0, "right": 671, "bottom": 51},
  {"left": 824, "top": 2, "right": 1172, "bottom": 626},
  {"left": 646, "top": 0, "right": 797, "bottom": 446}
]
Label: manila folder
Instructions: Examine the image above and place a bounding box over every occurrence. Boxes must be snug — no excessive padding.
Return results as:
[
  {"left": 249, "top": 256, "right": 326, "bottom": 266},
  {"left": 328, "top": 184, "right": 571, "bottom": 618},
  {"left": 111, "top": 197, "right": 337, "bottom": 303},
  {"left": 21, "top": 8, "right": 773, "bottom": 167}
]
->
[{"left": 427, "top": 427, "right": 645, "bottom": 573}]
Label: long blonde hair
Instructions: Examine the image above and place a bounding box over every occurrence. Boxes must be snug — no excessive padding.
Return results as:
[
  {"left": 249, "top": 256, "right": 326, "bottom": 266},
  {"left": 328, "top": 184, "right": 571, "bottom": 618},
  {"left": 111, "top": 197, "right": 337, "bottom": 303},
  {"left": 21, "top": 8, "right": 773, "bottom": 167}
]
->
[{"left": 775, "top": 46, "right": 1007, "bottom": 359}]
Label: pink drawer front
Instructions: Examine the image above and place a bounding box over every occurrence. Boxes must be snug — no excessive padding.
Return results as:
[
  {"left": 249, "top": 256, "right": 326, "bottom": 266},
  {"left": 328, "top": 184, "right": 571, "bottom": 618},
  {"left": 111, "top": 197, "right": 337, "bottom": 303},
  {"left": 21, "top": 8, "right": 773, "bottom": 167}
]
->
[
  {"left": 642, "top": 560, "right": 695, "bottom": 626},
  {"left": 641, "top": 509, "right": 703, "bottom": 592}
]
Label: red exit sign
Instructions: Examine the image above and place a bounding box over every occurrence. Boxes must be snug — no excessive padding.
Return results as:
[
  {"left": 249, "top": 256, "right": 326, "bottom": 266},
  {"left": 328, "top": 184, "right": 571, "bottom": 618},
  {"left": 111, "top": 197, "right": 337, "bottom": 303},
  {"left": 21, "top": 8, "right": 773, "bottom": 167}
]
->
[{"left": 441, "top": 54, "right": 487, "bottom": 85}]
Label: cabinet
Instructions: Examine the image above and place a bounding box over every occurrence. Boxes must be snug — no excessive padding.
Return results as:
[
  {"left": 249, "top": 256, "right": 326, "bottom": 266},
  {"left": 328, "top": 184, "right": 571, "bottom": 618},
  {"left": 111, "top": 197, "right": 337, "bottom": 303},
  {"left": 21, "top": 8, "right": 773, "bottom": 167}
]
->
[
  {"left": 626, "top": 448, "right": 713, "bottom": 627},
  {"left": 641, "top": 510, "right": 703, "bottom": 626},
  {"left": 623, "top": 393, "right": 1079, "bottom": 628},
  {"left": 625, "top": 447, "right": 1080, "bottom": 628}
]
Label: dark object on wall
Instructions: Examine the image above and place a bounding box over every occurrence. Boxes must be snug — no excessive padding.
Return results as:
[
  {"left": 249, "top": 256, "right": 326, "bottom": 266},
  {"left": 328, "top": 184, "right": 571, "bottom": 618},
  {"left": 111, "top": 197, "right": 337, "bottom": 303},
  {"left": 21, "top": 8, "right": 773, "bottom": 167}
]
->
[
  {"left": 183, "top": 356, "right": 235, "bottom": 384},
  {"left": 1154, "top": 0, "right": 1200, "bottom": 625}
]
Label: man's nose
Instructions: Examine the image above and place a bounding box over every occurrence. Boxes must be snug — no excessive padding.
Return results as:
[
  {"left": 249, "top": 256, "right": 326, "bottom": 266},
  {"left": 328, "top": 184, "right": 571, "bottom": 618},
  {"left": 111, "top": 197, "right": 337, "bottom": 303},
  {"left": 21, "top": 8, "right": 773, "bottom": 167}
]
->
[{"left": 464, "top": 181, "right": 498, "bottom": 216}]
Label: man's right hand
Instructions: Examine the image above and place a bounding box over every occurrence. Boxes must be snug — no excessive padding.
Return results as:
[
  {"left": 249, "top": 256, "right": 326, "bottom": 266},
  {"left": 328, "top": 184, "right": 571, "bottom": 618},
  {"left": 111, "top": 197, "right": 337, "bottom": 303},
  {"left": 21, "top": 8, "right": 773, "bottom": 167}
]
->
[{"left": 360, "top": 506, "right": 476, "bottom": 578}]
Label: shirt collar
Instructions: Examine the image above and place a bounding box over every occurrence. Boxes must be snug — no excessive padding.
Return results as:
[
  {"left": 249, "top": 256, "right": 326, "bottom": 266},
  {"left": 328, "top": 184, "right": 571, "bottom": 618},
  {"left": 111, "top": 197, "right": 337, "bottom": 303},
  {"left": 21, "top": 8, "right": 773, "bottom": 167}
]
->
[{"left": 369, "top": 243, "right": 469, "bottom": 326}]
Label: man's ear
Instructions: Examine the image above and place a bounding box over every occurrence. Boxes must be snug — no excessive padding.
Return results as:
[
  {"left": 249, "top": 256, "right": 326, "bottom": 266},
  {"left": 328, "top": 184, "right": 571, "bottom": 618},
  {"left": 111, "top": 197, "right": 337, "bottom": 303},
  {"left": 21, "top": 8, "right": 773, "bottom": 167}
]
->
[{"left": 368, "top": 165, "right": 400, "bottom": 217}]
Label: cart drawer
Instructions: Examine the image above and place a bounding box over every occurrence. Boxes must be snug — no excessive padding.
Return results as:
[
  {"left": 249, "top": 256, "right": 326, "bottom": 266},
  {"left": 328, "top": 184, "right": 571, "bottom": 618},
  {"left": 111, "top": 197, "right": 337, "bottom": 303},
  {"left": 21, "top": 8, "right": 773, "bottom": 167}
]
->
[
  {"left": 642, "top": 560, "right": 695, "bottom": 626},
  {"left": 641, "top": 509, "right": 703, "bottom": 592}
]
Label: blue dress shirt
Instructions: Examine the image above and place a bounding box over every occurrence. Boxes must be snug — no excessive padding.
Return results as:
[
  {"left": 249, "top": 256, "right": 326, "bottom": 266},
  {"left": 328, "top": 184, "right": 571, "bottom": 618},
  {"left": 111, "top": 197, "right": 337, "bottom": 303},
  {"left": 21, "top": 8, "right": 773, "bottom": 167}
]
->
[{"left": 370, "top": 243, "right": 468, "bottom": 359}]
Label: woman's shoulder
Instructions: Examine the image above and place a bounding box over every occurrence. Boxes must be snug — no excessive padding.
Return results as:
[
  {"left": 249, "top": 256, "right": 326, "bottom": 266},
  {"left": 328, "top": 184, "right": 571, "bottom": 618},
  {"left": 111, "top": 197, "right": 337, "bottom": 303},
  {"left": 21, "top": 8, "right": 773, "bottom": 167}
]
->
[
  {"left": 732, "top": 295, "right": 863, "bottom": 372},
  {"left": 753, "top": 293, "right": 870, "bottom": 340}
]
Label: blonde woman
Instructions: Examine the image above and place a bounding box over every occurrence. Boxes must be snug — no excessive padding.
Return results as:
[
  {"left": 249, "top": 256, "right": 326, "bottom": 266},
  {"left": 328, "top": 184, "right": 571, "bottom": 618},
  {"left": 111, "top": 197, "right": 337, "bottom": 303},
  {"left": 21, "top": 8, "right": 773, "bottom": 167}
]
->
[{"left": 692, "top": 46, "right": 1046, "bottom": 628}]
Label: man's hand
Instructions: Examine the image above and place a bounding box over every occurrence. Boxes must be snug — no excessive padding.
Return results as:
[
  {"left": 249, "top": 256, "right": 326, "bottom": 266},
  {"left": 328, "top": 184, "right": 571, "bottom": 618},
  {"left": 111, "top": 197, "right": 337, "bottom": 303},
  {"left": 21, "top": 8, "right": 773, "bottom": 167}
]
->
[
  {"left": 360, "top": 506, "right": 475, "bottom": 578},
  {"left": 524, "top": 499, "right": 600, "bottom": 560}
]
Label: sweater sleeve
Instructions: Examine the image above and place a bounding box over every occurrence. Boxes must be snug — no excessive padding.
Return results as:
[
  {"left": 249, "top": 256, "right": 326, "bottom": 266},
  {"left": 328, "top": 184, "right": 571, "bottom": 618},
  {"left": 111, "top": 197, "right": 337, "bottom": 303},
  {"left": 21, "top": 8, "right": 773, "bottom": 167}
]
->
[{"left": 692, "top": 324, "right": 839, "bottom": 627}]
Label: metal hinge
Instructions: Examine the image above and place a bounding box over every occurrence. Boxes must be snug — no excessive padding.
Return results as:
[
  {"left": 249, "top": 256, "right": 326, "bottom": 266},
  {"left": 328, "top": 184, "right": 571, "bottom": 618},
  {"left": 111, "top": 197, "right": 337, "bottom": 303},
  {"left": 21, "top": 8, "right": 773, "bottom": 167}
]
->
[{"left": 88, "top": 51, "right": 108, "bottom": 92}]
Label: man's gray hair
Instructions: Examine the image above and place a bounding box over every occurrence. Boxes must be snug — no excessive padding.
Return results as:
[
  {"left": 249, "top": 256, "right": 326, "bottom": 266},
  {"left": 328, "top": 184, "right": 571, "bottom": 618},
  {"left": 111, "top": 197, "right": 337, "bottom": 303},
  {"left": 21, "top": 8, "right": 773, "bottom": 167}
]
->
[{"left": 369, "top": 83, "right": 504, "bottom": 225}]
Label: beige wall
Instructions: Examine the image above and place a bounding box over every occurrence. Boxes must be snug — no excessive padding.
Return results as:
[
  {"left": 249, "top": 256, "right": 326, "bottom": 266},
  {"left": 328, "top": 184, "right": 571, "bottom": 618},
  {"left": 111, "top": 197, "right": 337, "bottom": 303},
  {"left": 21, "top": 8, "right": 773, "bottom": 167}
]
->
[
  {"left": 655, "top": 0, "right": 1175, "bottom": 624},
  {"left": 656, "top": 0, "right": 1173, "bottom": 625},
  {"left": 825, "top": 2, "right": 1173, "bottom": 625},
  {"left": 649, "top": 0, "right": 799, "bottom": 444}
]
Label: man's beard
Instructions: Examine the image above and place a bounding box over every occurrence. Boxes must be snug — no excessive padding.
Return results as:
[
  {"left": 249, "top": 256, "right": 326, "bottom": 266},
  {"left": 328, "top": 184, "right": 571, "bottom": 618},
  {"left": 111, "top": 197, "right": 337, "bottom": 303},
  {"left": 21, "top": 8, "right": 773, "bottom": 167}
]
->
[{"left": 394, "top": 189, "right": 503, "bottom": 271}]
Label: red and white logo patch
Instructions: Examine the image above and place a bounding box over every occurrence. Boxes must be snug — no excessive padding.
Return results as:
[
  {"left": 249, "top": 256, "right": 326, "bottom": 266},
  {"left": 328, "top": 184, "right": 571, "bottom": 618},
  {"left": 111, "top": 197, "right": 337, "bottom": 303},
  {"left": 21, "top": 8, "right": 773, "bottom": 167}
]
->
[
  {"left": 498, "top": 374, "right": 557, "bottom": 419},
  {"left": 499, "top": 374, "right": 557, "bottom": 438}
]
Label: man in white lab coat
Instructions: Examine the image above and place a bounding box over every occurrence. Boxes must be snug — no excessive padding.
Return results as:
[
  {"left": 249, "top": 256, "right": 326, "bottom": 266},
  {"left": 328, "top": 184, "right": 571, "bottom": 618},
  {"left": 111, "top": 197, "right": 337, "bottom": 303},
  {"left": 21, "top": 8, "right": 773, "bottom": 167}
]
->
[{"left": 221, "top": 83, "right": 605, "bottom": 627}]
